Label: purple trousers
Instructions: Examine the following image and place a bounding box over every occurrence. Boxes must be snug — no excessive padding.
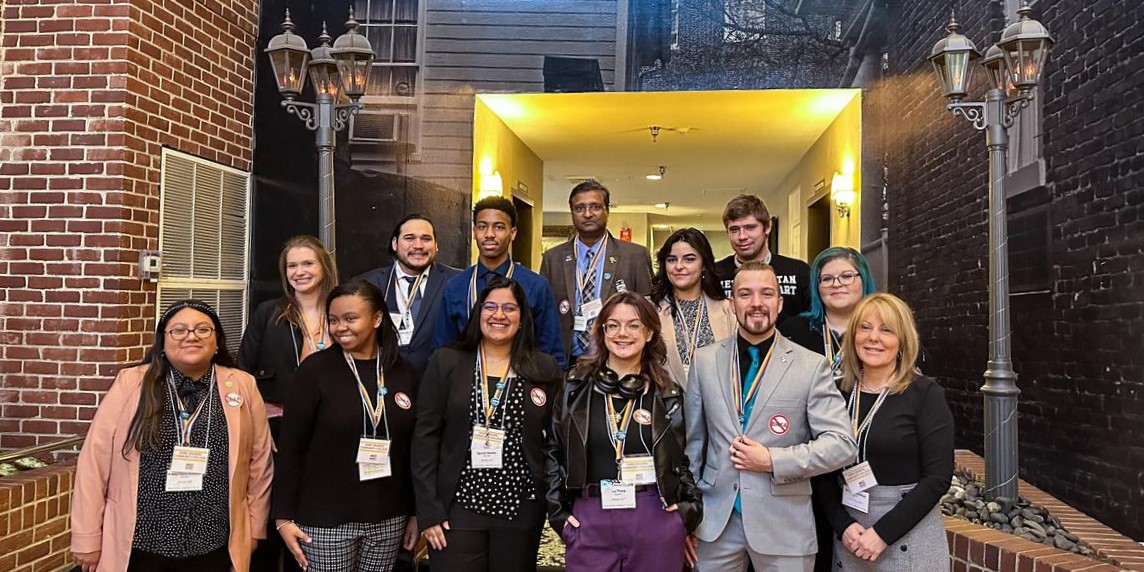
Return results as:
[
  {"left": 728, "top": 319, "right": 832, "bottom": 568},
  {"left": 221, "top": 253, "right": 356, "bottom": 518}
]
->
[{"left": 563, "top": 487, "right": 688, "bottom": 572}]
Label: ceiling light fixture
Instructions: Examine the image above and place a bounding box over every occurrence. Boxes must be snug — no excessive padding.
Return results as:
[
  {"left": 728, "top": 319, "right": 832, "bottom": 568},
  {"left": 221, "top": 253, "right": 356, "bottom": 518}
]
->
[{"left": 646, "top": 165, "right": 666, "bottom": 181}]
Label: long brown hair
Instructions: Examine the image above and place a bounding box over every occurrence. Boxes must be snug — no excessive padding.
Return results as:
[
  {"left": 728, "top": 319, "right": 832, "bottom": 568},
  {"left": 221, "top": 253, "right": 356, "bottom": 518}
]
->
[
  {"left": 574, "top": 292, "right": 673, "bottom": 390},
  {"left": 124, "top": 300, "right": 237, "bottom": 456},
  {"left": 839, "top": 293, "right": 919, "bottom": 395},
  {"left": 276, "top": 235, "right": 339, "bottom": 329}
]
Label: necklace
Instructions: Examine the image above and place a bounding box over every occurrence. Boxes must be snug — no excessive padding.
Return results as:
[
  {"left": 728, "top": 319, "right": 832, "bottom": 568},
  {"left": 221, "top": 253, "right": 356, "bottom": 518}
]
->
[{"left": 299, "top": 309, "right": 327, "bottom": 351}]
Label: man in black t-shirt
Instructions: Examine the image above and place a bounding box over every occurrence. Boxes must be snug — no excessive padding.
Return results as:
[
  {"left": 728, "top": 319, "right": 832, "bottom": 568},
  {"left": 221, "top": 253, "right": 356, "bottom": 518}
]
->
[{"left": 715, "top": 194, "right": 810, "bottom": 326}]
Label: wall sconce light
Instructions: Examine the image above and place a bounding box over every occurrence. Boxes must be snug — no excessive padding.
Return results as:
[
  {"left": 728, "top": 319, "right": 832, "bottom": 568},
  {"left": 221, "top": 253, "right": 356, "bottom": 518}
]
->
[
  {"left": 654, "top": 202, "right": 670, "bottom": 209},
  {"left": 646, "top": 165, "right": 666, "bottom": 181},
  {"left": 831, "top": 171, "right": 855, "bottom": 218},
  {"left": 478, "top": 170, "right": 504, "bottom": 199}
]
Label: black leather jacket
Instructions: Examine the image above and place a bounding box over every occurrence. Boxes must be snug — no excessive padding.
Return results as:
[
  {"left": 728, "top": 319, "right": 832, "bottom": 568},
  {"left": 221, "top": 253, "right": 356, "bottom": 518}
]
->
[{"left": 543, "top": 369, "right": 702, "bottom": 534}]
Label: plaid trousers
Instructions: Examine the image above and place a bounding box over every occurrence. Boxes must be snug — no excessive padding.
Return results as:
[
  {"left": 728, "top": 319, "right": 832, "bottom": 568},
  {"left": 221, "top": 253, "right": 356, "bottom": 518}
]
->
[{"left": 298, "top": 516, "right": 406, "bottom": 572}]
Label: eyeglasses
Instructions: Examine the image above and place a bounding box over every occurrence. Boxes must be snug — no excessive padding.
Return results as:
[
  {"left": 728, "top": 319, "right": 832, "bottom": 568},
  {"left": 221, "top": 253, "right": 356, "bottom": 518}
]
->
[
  {"left": 819, "top": 272, "right": 860, "bottom": 287},
  {"left": 571, "top": 203, "right": 606, "bottom": 215},
  {"left": 166, "top": 326, "right": 215, "bottom": 341},
  {"left": 481, "top": 302, "right": 520, "bottom": 315},
  {"left": 602, "top": 321, "right": 646, "bottom": 337}
]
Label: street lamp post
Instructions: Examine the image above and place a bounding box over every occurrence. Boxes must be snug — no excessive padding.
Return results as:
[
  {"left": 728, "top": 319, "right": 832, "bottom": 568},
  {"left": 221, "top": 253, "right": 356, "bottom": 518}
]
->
[
  {"left": 928, "top": 1, "right": 1053, "bottom": 500},
  {"left": 265, "top": 9, "right": 375, "bottom": 258}
]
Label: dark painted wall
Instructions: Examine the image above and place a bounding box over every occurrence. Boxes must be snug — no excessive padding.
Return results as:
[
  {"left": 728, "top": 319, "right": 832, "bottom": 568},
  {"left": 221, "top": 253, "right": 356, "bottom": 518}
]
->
[{"left": 869, "top": 0, "right": 1144, "bottom": 538}]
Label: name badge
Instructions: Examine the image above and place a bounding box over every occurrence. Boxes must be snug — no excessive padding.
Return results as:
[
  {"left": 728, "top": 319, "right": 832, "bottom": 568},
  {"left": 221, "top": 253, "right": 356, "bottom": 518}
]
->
[
  {"left": 397, "top": 325, "right": 413, "bottom": 346},
  {"left": 841, "top": 487, "right": 869, "bottom": 513},
  {"left": 359, "top": 461, "right": 392, "bottom": 481},
  {"left": 600, "top": 480, "right": 637, "bottom": 510},
  {"left": 356, "top": 438, "right": 391, "bottom": 465},
  {"left": 581, "top": 298, "right": 603, "bottom": 320},
  {"left": 165, "top": 471, "right": 204, "bottom": 492},
  {"left": 842, "top": 461, "right": 877, "bottom": 494},
  {"left": 573, "top": 316, "right": 589, "bottom": 332},
  {"left": 470, "top": 425, "right": 505, "bottom": 469},
  {"left": 620, "top": 455, "right": 656, "bottom": 485},
  {"left": 170, "top": 446, "right": 209, "bottom": 475}
]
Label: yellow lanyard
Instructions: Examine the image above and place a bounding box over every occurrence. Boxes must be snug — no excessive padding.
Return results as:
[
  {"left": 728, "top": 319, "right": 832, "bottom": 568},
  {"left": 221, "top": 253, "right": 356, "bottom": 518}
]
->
[
  {"left": 298, "top": 311, "right": 327, "bottom": 353},
  {"left": 679, "top": 298, "right": 708, "bottom": 365},
  {"left": 605, "top": 394, "right": 637, "bottom": 463},
  {"left": 468, "top": 260, "right": 516, "bottom": 315},
  {"left": 575, "top": 241, "right": 606, "bottom": 298},
  {"left": 731, "top": 342, "right": 776, "bottom": 424},
  {"left": 345, "top": 352, "right": 387, "bottom": 437},
  {"left": 477, "top": 348, "right": 513, "bottom": 428},
  {"left": 166, "top": 367, "right": 215, "bottom": 447},
  {"left": 394, "top": 270, "right": 425, "bottom": 326}
]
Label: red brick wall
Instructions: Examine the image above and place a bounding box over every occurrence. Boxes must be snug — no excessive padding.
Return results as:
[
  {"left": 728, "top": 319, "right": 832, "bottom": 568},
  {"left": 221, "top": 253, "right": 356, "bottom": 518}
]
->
[
  {"left": 0, "top": 0, "right": 259, "bottom": 448},
  {"left": 0, "top": 463, "right": 76, "bottom": 572}
]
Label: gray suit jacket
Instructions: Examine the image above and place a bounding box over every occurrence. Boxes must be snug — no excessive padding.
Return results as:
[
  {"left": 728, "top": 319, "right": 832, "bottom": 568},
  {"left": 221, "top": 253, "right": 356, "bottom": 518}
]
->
[
  {"left": 539, "top": 234, "right": 653, "bottom": 361},
  {"left": 685, "top": 333, "right": 856, "bottom": 556}
]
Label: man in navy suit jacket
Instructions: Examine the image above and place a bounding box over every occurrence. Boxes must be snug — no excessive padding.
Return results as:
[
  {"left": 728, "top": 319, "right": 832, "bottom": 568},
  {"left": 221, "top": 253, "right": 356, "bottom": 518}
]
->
[{"left": 359, "top": 214, "right": 460, "bottom": 373}]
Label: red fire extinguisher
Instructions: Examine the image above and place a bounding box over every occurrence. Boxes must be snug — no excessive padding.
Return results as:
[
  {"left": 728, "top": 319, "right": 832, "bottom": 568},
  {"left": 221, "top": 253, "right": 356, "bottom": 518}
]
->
[{"left": 619, "top": 227, "right": 632, "bottom": 242}]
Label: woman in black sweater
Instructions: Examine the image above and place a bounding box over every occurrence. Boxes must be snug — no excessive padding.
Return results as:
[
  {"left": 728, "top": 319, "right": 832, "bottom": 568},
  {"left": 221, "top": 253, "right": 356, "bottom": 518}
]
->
[
  {"left": 412, "top": 276, "right": 563, "bottom": 572},
  {"left": 820, "top": 293, "right": 954, "bottom": 570},
  {"left": 272, "top": 280, "right": 420, "bottom": 572}
]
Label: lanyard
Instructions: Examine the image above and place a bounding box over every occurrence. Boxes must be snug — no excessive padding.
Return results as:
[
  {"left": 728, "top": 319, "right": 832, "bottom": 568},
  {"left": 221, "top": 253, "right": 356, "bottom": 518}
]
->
[
  {"left": 848, "top": 382, "right": 889, "bottom": 463},
  {"left": 476, "top": 348, "right": 514, "bottom": 429},
  {"left": 298, "top": 311, "right": 327, "bottom": 353},
  {"left": 678, "top": 297, "right": 708, "bottom": 366},
  {"left": 730, "top": 341, "right": 776, "bottom": 426},
  {"left": 165, "top": 367, "right": 215, "bottom": 447},
  {"left": 822, "top": 327, "right": 843, "bottom": 374},
  {"left": 604, "top": 392, "right": 638, "bottom": 463},
  {"left": 345, "top": 351, "right": 389, "bottom": 439},
  {"left": 390, "top": 268, "right": 426, "bottom": 328},
  {"left": 575, "top": 241, "right": 606, "bottom": 300},
  {"left": 467, "top": 260, "right": 516, "bottom": 318}
]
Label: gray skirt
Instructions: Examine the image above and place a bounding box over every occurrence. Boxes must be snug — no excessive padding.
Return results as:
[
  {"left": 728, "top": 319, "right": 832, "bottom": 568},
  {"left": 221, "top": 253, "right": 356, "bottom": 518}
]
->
[{"left": 832, "top": 483, "right": 949, "bottom": 572}]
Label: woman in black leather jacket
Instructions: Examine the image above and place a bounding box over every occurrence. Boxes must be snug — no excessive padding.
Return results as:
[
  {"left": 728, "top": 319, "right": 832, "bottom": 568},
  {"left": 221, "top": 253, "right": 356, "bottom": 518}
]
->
[{"left": 545, "top": 292, "right": 702, "bottom": 572}]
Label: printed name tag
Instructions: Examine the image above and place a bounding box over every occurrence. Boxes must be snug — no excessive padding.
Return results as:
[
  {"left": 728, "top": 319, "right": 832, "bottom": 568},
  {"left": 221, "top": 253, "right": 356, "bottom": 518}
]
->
[
  {"left": 356, "top": 438, "right": 391, "bottom": 465},
  {"left": 600, "top": 480, "right": 637, "bottom": 510},
  {"left": 842, "top": 487, "right": 869, "bottom": 513},
  {"left": 165, "top": 471, "right": 204, "bottom": 492},
  {"left": 581, "top": 298, "right": 603, "bottom": 320},
  {"left": 470, "top": 425, "right": 505, "bottom": 469},
  {"left": 358, "top": 461, "right": 392, "bottom": 481},
  {"left": 573, "top": 316, "right": 589, "bottom": 332},
  {"left": 620, "top": 456, "right": 656, "bottom": 485},
  {"left": 170, "top": 446, "right": 209, "bottom": 475},
  {"left": 842, "top": 461, "right": 877, "bottom": 494}
]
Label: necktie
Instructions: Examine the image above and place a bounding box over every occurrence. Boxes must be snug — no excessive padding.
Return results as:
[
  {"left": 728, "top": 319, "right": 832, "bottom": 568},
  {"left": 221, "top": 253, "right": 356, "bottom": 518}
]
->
[
  {"left": 575, "top": 248, "right": 597, "bottom": 353},
  {"left": 734, "top": 345, "right": 762, "bottom": 514},
  {"left": 403, "top": 276, "right": 422, "bottom": 322}
]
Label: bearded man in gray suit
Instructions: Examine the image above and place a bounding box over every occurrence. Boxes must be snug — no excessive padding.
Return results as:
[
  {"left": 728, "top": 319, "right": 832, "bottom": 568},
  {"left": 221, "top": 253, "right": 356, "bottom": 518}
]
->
[{"left": 685, "top": 261, "right": 855, "bottom": 572}]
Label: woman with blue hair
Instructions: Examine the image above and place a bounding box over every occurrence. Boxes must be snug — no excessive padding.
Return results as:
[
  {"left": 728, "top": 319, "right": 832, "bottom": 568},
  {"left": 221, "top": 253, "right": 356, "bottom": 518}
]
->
[{"left": 781, "top": 247, "right": 876, "bottom": 382}]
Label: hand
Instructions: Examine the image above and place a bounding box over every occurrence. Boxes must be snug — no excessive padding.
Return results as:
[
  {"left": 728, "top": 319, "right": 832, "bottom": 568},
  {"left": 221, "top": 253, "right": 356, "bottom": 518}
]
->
[
  {"left": 566, "top": 515, "right": 581, "bottom": 528},
  {"left": 729, "top": 435, "right": 772, "bottom": 472},
  {"left": 685, "top": 534, "right": 699, "bottom": 567},
  {"left": 854, "top": 527, "right": 887, "bottom": 562},
  {"left": 276, "top": 519, "right": 311, "bottom": 570},
  {"left": 842, "top": 522, "right": 865, "bottom": 554},
  {"left": 423, "top": 521, "right": 450, "bottom": 551},
  {"left": 73, "top": 550, "right": 100, "bottom": 572},
  {"left": 251, "top": 540, "right": 259, "bottom": 552},
  {"left": 402, "top": 516, "right": 420, "bottom": 551}
]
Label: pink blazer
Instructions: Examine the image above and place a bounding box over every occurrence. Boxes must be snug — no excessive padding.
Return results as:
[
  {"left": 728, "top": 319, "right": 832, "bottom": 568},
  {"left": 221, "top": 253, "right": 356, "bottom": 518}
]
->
[
  {"left": 71, "top": 364, "right": 274, "bottom": 572},
  {"left": 657, "top": 295, "right": 738, "bottom": 388}
]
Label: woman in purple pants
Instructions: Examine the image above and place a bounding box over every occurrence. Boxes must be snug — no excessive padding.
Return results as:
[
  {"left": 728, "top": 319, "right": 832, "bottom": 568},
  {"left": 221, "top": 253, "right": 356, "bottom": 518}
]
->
[{"left": 544, "top": 292, "right": 702, "bottom": 572}]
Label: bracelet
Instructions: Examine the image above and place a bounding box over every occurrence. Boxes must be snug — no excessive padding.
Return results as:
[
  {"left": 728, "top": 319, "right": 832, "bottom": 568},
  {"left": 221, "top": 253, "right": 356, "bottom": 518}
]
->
[{"left": 276, "top": 520, "right": 295, "bottom": 531}]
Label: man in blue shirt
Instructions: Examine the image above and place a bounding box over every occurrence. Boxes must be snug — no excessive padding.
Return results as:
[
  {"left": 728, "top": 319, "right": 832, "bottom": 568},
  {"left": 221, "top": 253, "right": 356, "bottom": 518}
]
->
[{"left": 432, "top": 196, "right": 566, "bottom": 367}]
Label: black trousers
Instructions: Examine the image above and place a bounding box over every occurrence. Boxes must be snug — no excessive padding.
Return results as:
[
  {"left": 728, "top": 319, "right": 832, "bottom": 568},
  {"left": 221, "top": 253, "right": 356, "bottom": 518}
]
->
[
  {"left": 127, "top": 545, "right": 230, "bottom": 572},
  {"left": 428, "top": 498, "right": 545, "bottom": 572},
  {"left": 251, "top": 418, "right": 304, "bottom": 572}
]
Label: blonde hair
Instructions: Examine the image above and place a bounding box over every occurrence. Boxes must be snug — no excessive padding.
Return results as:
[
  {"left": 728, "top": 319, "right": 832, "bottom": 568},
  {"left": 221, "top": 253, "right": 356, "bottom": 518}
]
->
[{"left": 839, "top": 293, "right": 919, "bottom": 395}]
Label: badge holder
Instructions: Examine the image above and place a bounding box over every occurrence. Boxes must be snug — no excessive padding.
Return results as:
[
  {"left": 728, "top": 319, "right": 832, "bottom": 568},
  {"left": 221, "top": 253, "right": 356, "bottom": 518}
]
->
[
  {"left": 471, "top": 425, "right": 506, "bottom": 469},
  {"left": 357, "top": 437, "right": 393, "bottom": 481},
  {"left": 600, "top": 480, "right": 637, "bottom": 510},
  {"left": 619, "top": 455, "right": 655, "bottom": 485}
]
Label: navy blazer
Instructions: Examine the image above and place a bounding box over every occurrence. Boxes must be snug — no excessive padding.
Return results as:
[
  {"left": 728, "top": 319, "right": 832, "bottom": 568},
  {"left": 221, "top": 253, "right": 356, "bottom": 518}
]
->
[{"left": 358, "top": 262, "right": 461, "bottom": 374}]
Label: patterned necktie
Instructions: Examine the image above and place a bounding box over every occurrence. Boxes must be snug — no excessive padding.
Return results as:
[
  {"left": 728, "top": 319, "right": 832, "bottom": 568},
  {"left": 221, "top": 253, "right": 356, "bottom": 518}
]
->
[
  {"left": 403, "top": 275, "right": 421, "bottom": 322},
  {"left": 575, "top": 248, "right": 598, "bottom": 353},
  {"left": 734, "top": 345, "right": 762, "bottom": 514}
]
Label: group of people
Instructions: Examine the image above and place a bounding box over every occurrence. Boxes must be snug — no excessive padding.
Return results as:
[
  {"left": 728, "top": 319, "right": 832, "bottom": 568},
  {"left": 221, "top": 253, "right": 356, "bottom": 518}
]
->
[{"left": 71, "top": 182, "right": 954, "bottom": 572}]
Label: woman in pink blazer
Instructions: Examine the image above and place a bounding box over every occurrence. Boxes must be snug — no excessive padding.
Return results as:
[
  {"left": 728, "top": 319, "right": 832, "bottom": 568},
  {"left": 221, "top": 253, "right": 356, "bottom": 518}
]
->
[
  {"left": 649, "top": 228, "right": 737, "bottom": 388},
  {"left": 71, "top": 300, "right": 273, "bottom": 572}
]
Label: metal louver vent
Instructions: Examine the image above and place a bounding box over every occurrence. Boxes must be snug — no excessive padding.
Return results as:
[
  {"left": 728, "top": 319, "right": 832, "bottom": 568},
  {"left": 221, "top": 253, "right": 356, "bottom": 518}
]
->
[{"left": 158, "top": 150, "right": 251, "bottom": 353}]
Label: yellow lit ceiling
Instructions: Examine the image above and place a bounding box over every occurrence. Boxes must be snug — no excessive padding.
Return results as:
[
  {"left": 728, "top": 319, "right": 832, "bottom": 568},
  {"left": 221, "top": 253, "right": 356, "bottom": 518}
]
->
[{"left": 479, "top": 89, "right": 860, "bottom": 228}]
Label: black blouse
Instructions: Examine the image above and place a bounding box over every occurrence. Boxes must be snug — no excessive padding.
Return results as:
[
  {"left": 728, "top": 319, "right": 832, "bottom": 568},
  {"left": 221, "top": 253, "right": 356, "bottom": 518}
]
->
[
  {"left": 272, "top": 348, "right": 419, "bottom": 527},
  {"left": 454, "top": 374, "right": 535, "bottom": 519},
  {"left": 820, "top": 376, "right": 955, "bottom": 545},
  {"left": 585, "top": 389, "right": 655, "bottom": 482},
  {"left": 134, "top": 367, "right": 230, "bottom": 557}
]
